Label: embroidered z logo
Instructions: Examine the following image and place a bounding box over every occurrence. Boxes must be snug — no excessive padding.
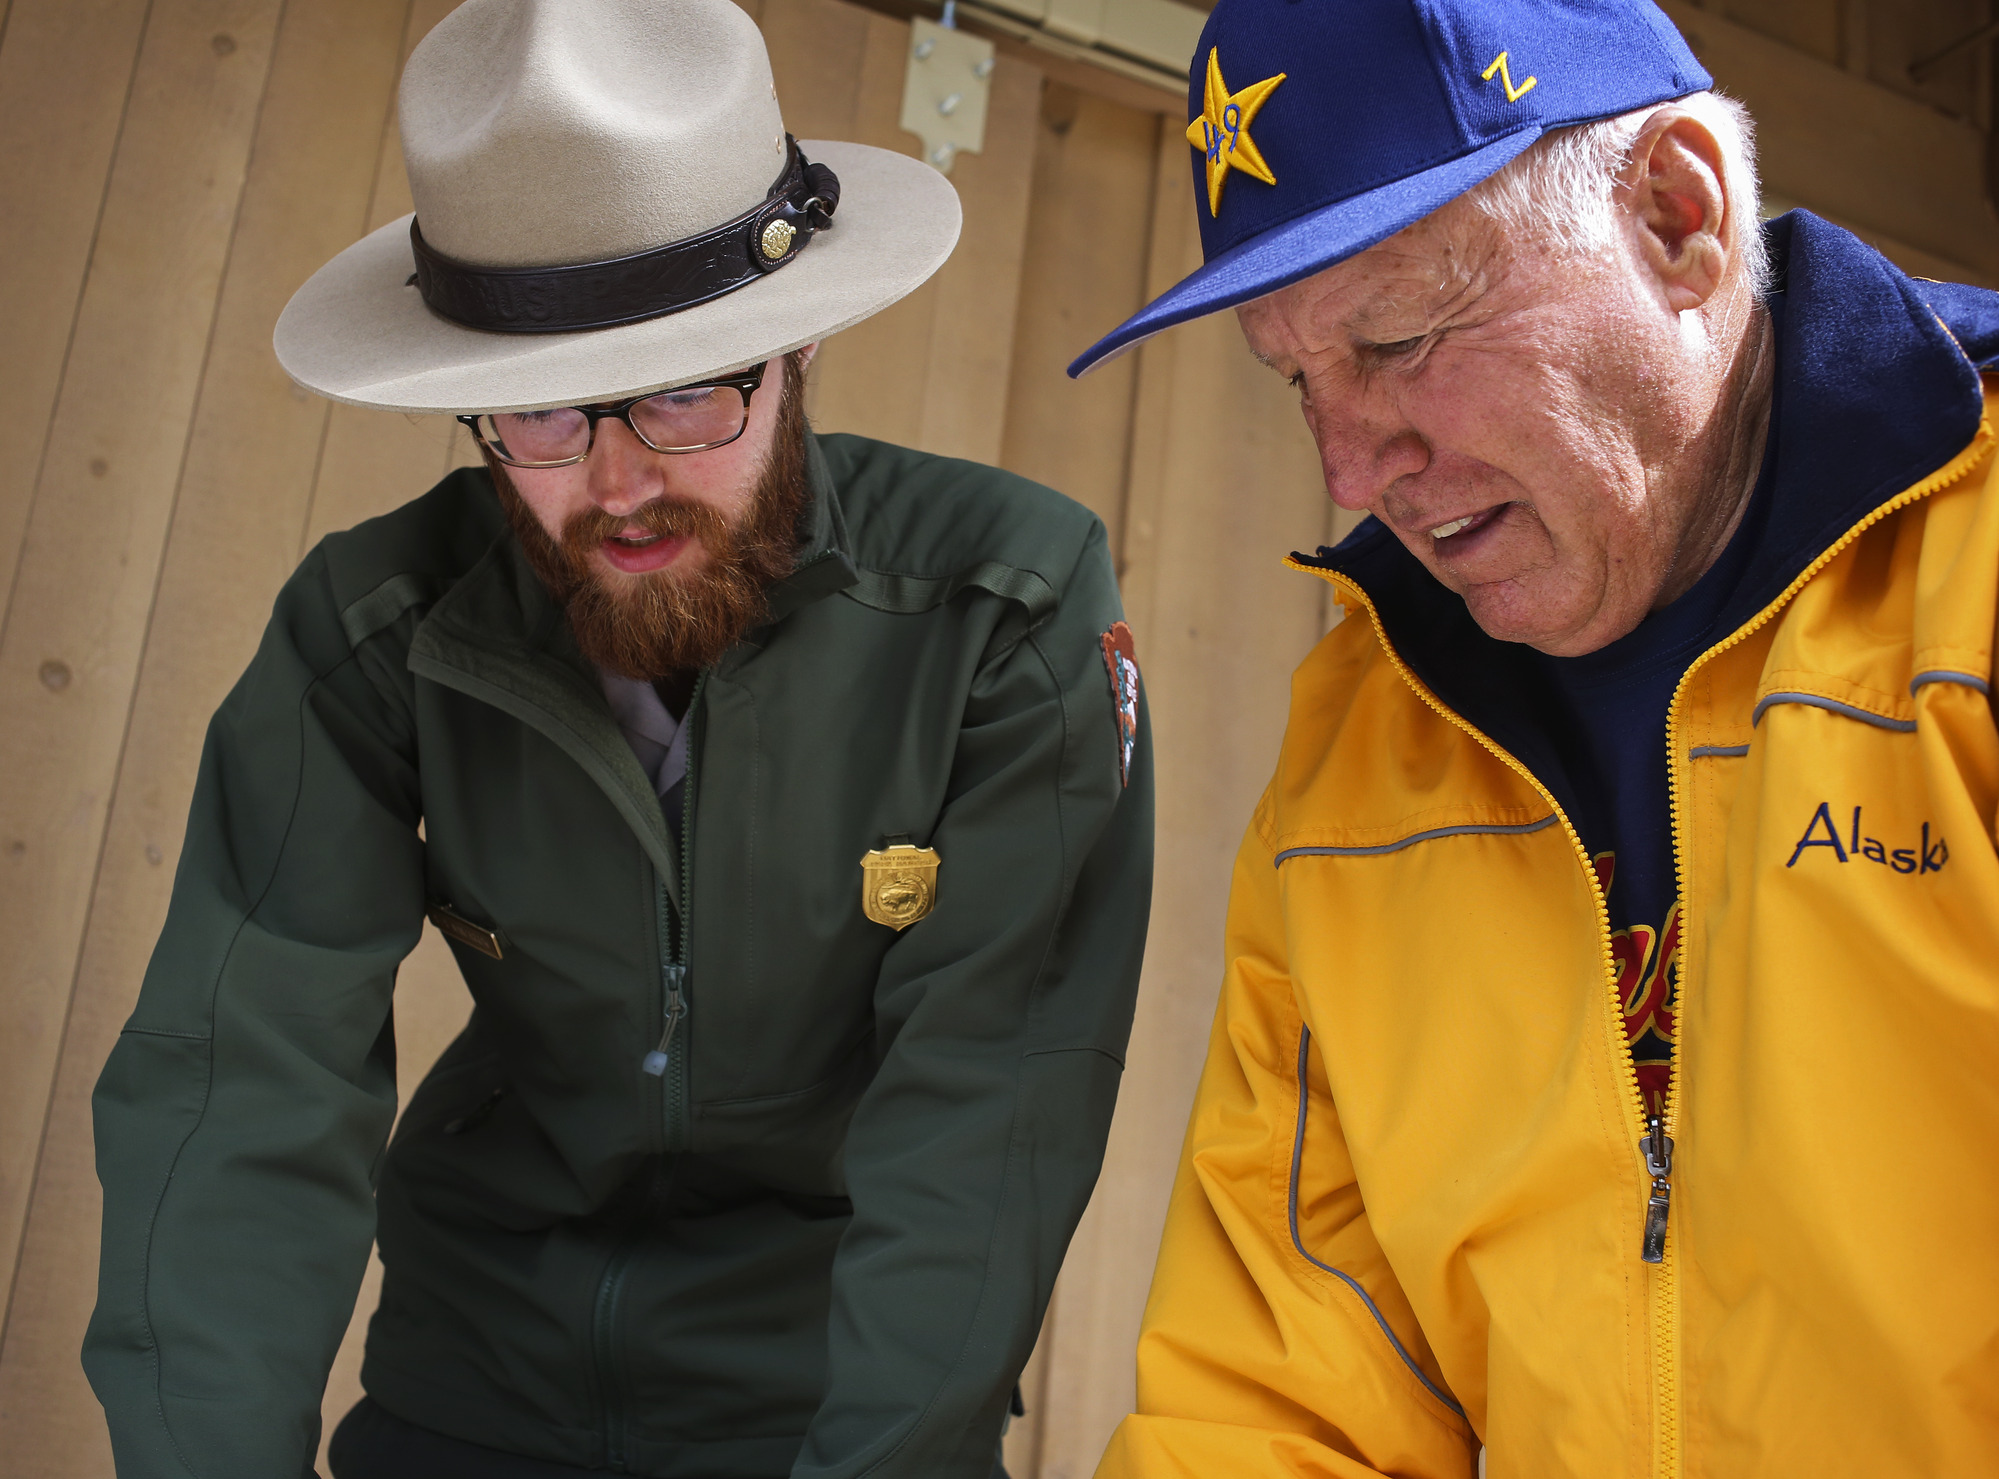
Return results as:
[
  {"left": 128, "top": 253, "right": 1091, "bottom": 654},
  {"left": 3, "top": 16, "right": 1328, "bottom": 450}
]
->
[{"left": 1481, "top": 50, "right": 1537, "bottom": 103}]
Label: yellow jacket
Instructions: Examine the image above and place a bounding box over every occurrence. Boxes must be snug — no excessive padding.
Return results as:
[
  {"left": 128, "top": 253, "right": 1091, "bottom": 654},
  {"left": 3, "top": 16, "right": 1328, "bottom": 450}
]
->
[{"left": 1097, "top": 220, "right": 1999, "bottom": 1478}]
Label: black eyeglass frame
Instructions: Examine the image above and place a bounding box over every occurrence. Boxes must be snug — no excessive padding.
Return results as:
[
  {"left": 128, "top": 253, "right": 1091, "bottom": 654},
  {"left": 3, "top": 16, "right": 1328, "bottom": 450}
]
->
[{"left": 459, "top": 361, "right": 769, "bottom": 468}]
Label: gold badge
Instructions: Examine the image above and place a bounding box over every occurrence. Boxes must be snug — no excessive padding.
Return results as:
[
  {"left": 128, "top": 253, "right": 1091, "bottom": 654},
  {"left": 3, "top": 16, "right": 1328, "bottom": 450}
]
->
[{"left": 860, "top": 842, "right": 941, "bottom": 930}]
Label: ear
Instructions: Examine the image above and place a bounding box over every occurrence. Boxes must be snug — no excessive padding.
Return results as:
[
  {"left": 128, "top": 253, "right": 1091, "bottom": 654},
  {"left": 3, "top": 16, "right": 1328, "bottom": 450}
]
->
[
  {"left": 797, "top": 341, "right": 821, "bottom": 369},
  {"left": 1621, "top": 109, "right": 1732, "bottom": 313}
]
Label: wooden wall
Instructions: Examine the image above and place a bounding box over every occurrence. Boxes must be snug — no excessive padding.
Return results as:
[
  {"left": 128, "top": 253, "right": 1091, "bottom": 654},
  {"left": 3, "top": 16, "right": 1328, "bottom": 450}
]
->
[{"left": 0, "top": 0, "right": 1991, "bottom": 1476}]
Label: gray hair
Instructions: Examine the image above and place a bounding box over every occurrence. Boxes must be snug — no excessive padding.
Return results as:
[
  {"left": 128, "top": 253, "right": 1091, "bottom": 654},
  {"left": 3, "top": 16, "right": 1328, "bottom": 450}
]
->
[{"left": 1464, "top": 92, "right": 1769, "bottom": 299}]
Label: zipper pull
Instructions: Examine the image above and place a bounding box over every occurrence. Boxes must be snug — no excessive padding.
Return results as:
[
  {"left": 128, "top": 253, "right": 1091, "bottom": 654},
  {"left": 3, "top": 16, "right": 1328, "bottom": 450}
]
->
[
  {"left": 643, "top": 964, "right": 688, "bottom": 1077},
  {"left": 1641, "top": 1114, "right": 1674, "bottom": 1264}
]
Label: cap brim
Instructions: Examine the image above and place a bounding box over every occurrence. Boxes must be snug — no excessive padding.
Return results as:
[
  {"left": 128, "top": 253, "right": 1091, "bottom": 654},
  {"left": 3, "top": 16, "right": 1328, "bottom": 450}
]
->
[
  {"left": 274, "top": 140, "right": 961, "bottom": 414},
  {"left": 1068, "top": 128, "right": 1541, "bottom": 377}
]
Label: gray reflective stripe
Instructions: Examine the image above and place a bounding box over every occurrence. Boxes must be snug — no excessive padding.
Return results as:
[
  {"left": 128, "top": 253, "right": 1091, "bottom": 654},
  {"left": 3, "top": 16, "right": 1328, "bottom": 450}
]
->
[
  {"left": 1274, "top": 814, "right": 1556, "bottom": 865},
  {"left": 1910, "top": 669, "right": 1991, "bottom": 696},
  {"left": 1289, "top": 1028, "right": 1466, "bottom": 1419},
  {"left": 1750, "top": 691, "right": 1917, "bottom": 733},
  {"left": 1689, "top": 744, "right": 1750, "bottom": 759}
]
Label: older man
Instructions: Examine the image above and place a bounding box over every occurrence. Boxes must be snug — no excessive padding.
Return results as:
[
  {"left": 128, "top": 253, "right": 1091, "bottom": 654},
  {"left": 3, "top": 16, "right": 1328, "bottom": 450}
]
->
[
  {"left": 1071, "top": 0, "right": 1999, "bottom": 1473},
  {"left": 85, "top": 2, "right": 1152, "bottom": 1477}
]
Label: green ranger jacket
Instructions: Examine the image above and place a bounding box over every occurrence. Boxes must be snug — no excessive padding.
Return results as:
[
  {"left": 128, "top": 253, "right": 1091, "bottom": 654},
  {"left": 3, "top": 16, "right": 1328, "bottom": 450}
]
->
[{"left": 84, "top": 433, "right": 1154, "bottom": 1479}]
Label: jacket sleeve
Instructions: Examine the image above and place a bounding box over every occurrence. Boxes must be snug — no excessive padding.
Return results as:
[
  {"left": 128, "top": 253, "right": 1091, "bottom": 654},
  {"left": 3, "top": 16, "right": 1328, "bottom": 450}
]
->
[
  {"left": 1094, "top": 804, "right": 1476, "bottom": 1479},
  {"left": 84, "top": 547, "right": 426, "bottom": 1478},
  {"left": 793, "top": 519, "right": 1154, "bottom": 1479}
]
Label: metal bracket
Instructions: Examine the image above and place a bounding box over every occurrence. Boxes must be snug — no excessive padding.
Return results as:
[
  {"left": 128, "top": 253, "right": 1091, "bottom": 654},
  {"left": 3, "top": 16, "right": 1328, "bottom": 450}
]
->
[{"left": 900, "top": 16, "right": 996, "bottom": 174}]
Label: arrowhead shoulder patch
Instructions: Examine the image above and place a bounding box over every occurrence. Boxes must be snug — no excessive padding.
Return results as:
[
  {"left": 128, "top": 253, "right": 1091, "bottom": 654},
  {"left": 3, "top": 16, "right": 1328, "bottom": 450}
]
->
[{"left": 1100, "top": 621, "right": 1140, "bottom": 787}]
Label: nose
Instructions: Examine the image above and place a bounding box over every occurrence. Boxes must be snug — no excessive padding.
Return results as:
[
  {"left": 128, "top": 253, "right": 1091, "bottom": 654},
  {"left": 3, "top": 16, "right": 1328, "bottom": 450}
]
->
[
  {"left": 1303, "top": 393, "right": 1431, "bottom": 512},
  {"left": 584, "top": 415, "right": 665, "bottom": 518}
]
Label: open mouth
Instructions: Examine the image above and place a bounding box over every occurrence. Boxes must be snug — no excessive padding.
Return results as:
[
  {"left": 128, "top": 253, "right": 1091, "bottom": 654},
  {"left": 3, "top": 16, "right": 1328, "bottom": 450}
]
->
[
  {"left": 599, "top": 528, "right": 692, "bottom": 574},
  {"left": 1426, "top": 505, "right": 1506, "bottom": 545}
]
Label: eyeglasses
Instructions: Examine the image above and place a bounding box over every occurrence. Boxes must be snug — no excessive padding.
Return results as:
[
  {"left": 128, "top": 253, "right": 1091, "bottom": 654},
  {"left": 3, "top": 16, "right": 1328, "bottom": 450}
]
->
[{"left": 459, "top": 362, "right": 768, "bottom": 468}]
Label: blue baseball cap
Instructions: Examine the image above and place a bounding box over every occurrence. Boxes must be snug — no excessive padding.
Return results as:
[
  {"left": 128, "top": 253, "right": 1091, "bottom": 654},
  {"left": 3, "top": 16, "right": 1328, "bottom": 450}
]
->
[{"left": 1068, "top": 0, "right": 1709, "bottom": 376}]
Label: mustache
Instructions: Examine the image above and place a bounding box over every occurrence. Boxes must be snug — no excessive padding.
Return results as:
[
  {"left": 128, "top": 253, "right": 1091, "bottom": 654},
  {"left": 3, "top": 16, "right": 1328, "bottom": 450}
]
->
[{"left": 560, "top": 494, "right": 730, "bottom": 557}]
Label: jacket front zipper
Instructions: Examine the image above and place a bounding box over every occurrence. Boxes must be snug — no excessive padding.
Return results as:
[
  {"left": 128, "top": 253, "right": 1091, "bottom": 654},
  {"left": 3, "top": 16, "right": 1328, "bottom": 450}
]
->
[
  {"left": 591, "top": 1162, "right": 669, "bottom": 1471},
  {"left": 600, "top": 674, "right": 707, "bottom": 1465},
  {"left": 639, "top": 671, "right": 705, "bottom": 1162}
]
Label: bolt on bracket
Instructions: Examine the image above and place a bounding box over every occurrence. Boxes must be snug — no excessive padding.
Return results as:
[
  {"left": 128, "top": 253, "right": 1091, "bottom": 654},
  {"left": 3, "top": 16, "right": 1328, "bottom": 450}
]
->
[{"left": 900, "top": 16, "right": 995, "bottom": 174}]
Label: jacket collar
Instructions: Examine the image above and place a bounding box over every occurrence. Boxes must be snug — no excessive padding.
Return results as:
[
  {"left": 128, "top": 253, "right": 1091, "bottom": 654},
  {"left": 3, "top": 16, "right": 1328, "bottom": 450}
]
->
[
  {"left": 1293, "top": 212, "right": 1996, "bottom": 807},
  {"left": 763, "top": 431, "right": 860, "bottom": 627}
]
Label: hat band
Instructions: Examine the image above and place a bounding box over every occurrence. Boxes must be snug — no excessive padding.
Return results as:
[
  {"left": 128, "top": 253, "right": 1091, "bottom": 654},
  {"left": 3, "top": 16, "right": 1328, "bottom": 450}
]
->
[{"left": 409, "top": 138, "right": 841, "bottom": 335}]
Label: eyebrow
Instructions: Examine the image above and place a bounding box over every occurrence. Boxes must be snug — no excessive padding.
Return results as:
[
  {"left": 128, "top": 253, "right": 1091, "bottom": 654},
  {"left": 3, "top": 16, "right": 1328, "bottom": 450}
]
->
[
  {"left": 1351, "top": 258, "right": 1491, "bottom": 340},
  {"left": 1347, "top": 280, "right": 1450, "bottom": 334}
]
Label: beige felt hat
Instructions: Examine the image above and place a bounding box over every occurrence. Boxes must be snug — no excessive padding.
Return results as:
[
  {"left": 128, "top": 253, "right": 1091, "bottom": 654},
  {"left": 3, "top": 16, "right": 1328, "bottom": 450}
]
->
[{"left": 273, "top": 0, "right": 961, "bottom": 414}]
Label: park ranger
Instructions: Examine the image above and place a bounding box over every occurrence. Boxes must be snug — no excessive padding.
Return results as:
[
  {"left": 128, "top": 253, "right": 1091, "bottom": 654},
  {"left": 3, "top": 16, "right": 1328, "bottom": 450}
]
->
[{"left": 83, "top": 2, "right": 1153, "bottom": 1476}]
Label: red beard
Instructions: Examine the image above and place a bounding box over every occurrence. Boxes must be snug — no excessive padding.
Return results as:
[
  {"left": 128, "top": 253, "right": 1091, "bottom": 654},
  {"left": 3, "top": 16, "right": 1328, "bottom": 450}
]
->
[{"left": 491, "top": 352, "right": 811, "bottom": 681}]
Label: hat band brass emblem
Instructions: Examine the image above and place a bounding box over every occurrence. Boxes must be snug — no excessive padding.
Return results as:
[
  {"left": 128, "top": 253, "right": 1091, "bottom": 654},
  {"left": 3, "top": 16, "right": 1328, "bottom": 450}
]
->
[{"left": 860, "top": 842, "right": 941, "bottom": 930}]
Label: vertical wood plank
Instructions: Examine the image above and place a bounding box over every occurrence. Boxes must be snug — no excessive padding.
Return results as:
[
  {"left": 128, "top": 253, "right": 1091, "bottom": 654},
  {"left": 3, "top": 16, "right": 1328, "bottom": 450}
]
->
[
  {"left": 1111, "top": 114, "right": 1200, "bottom": 651},
  {"left": 999, "top": 82, "right": 1160, "bottom": 545},
  {"left": 297, "top": 0, "right": 466, "bottom": 553},
  {"left": 0, "top": 0, "right": 154, "bottom": 619},
  {"left": 0, "top": 0, "right": 286, "bottom": 1338},
  {"left": 1028, "top": 114, "right": 1332, "bottom": 1479},
  {"left": 0, "top": 2, "right": 421, "bottom": 1471},
  {"left": 774, "top": 0, "right": 1042, "bottom": 464},
  {"left": 909, "top": 49, "right": 1040, "bottom": 464},
  {"left": 994, "top": 82, "right": 1164, "bottom": 1479},
  {"left": 793, "top": 6, "right": 937, "bottom": 448}
]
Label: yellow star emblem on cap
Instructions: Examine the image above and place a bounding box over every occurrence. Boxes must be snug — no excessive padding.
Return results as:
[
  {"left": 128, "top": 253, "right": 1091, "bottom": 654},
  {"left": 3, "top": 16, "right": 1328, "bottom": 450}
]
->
[{"left": 1185, "top": 47, "right": 1286, "bottom": 217}]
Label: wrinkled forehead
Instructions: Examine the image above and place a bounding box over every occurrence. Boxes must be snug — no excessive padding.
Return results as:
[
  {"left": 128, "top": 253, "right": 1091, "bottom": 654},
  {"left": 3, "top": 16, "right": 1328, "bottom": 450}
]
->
[{"left": 1239, "top": 198, "right": 1507, "bottom": 356}]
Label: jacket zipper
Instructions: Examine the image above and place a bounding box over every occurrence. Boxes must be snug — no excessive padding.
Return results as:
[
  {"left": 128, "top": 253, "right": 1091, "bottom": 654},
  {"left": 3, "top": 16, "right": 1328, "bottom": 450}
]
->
[
  {"left": 1295, "top": 412, "right": 1989, "bottom": 1478},
  {"left": 640, "top": 671, "right": 705, "bottom": 1161},
  {"left": 591, "top": 1162, "right": 669, "bottom": 1471},
  {"left": 597, "top": 672, "right": 709, "bottom": 1467}
]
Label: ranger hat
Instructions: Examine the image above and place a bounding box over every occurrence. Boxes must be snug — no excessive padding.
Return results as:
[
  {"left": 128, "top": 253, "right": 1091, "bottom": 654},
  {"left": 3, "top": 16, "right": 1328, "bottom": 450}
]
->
[
  {"left": 275, "top": 0, "right": 961, "bottom": 414},
  {"left": 1069, "top": 0, "right": 1709, "bottom": 376}
]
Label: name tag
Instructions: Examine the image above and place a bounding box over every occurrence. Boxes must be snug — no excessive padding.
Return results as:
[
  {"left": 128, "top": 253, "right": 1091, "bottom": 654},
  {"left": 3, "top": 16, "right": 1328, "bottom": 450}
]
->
[{"left": 427, "top": 901, "right": 504, "bottom": 960}]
